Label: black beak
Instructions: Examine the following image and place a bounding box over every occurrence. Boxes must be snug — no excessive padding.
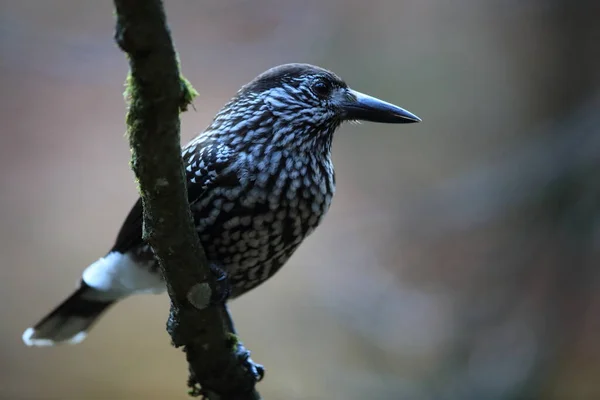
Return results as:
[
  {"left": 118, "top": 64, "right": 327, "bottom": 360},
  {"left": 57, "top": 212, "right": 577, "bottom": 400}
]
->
[{"left": 341, "top": 89, "right": 421, "bottom": 124}]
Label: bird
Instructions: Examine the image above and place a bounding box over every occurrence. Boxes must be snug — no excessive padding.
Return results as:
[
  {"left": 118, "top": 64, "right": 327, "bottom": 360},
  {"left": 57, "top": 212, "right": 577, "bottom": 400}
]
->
[{"left": 22, "top": 63, "right": 420, "bottom": 346}]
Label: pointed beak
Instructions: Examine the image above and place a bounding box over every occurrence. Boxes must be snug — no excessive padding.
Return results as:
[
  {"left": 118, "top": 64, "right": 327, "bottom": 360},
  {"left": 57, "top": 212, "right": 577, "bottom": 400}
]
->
[{"left": 340, "top": 89, "right": 421, "bottom": 124}]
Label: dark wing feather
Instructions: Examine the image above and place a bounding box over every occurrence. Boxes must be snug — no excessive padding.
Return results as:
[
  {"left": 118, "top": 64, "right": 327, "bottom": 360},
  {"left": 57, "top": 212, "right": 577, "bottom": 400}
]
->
[{"left": 110, "top": 139, "right": 236, "bottom": 254}]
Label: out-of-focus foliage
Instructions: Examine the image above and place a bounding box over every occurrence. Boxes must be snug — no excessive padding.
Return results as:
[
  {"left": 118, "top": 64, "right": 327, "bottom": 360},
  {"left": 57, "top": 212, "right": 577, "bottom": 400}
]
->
[{"left": 1, "top": 1, "right": 599, "bottom": 399}]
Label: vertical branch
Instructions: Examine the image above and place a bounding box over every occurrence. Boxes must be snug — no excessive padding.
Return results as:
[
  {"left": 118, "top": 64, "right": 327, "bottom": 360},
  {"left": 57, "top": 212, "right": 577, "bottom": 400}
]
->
[{"left": 112, "top": 0, "right": 263, "bottom": 398}]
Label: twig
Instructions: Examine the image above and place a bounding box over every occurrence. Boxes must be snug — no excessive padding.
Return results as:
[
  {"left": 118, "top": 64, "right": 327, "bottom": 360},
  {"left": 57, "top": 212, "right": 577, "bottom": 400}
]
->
[{"left": 112, "top": 0, "right": 263, "bottom": 398}]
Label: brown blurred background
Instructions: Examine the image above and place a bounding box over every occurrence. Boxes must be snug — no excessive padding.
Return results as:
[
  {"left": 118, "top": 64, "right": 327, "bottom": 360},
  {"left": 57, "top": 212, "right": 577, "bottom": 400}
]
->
[{"left": 2, "top": 1, "right": 600, "bottom": 399}]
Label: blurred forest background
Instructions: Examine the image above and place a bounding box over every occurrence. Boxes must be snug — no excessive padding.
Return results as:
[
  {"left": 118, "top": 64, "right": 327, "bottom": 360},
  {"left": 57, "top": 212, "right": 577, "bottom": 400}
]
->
[{"left": 1, "top": 0, "right": 599, "bottom": 399}]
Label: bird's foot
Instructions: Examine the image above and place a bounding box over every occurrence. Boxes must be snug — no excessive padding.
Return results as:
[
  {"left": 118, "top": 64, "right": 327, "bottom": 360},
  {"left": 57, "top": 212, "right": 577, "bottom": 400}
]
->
[
  {"left": 187, "top": 335, "right": 265, "bottom": 398},
  {"left": 228, "top": 334, "right": 265, "bottom": 383},
  {"left": 237, "top": 345, "right": 265, "bottom": 383}
]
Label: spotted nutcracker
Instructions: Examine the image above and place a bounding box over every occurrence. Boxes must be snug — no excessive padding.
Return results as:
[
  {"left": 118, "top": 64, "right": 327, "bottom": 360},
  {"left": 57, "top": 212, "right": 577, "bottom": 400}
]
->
[{"left": 23, "top": 63, "right": 420, "bottom": 346}]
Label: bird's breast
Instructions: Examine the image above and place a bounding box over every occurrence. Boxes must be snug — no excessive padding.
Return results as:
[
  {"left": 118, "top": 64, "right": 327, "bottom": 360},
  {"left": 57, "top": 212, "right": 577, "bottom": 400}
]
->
[{"left": 192, "top": 152, "right": 335, "bottom": 295}]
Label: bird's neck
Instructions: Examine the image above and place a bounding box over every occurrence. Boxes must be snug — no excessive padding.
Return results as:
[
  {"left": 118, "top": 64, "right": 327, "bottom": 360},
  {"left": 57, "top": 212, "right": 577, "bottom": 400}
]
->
[
  {"left": 269, "top": 119, "right": 338, "bottom": 156},
  {"left": 208, "top": 106, "right": 338, "bottom": 157}
]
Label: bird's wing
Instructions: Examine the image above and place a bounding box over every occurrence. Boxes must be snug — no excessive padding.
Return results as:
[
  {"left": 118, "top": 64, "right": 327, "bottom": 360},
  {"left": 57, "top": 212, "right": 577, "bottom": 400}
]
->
[{"left": 110, "top": 138, "right": 238, "bottom": 253}]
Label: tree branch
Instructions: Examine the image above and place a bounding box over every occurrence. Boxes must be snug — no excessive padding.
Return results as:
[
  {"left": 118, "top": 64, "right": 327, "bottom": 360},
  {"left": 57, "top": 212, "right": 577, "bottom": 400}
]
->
[{"left": 112, "top": 0, "right": 263, "bottom": 398}]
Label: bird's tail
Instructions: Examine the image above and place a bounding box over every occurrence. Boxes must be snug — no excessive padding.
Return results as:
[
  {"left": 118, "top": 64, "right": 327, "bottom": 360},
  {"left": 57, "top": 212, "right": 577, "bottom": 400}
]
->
[{"left": 22, "top": 282, "right": 116, "bottom": 346}]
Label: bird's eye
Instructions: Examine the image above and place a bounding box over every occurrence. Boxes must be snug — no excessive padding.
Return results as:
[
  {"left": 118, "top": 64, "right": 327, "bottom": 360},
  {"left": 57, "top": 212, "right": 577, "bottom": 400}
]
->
[{"left": 311, "top": 80, "right": 332, "bottom": 98}]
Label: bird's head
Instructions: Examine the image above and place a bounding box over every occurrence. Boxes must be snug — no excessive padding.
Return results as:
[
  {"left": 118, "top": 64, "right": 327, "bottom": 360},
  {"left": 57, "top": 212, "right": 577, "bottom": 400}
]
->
[{"left": 211, "top": 63, "right": 420, "bottom": 152}]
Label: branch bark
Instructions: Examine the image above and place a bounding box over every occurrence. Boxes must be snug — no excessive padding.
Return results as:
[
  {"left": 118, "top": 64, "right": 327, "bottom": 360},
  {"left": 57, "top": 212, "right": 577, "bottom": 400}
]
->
[{"left": 112, "top": 0, "right": 263, "bottom": 398}]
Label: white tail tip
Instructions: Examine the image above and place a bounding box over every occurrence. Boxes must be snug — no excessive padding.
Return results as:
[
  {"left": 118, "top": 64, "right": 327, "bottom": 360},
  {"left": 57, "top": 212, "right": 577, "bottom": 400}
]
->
[{"left": 22, "top": 327, "right": 87, "bottom": 347}]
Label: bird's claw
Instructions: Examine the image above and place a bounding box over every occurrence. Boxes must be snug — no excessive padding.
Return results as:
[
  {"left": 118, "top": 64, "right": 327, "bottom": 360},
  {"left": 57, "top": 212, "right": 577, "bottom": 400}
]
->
[
  {"left": 236, "top": 342, "right": 265, "bottom": 382},
  {"left": 188, "top": 341, "right": 264, "bottom": 398}
]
